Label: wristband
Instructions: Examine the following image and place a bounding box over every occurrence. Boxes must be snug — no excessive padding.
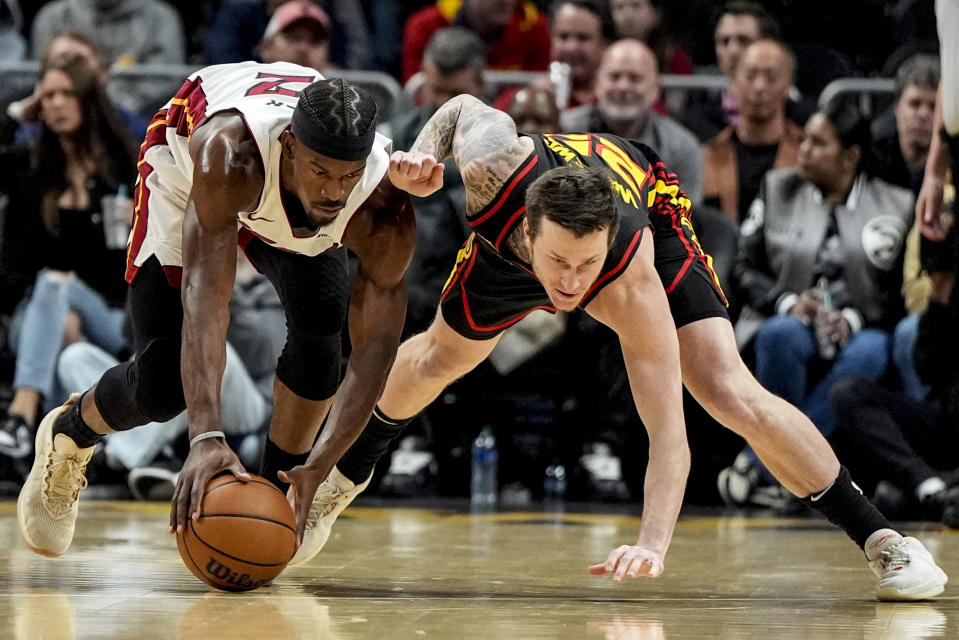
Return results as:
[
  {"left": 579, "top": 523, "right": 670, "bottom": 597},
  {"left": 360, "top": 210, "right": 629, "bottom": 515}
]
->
[{"left": 189, "top": 430, "right": 226, "bottom": 448}]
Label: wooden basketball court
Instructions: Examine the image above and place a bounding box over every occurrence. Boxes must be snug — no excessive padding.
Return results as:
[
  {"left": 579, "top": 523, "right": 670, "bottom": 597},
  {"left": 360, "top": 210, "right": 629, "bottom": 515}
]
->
[{"left": 1, "top": 499, "right": 956, "bottom": 639}]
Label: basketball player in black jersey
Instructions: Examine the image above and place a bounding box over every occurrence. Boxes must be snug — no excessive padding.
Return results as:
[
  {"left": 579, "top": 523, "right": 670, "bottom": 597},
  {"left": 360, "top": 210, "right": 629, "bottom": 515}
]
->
[{"left": 281, "top": 95, "right": 947, "bottom": 600}]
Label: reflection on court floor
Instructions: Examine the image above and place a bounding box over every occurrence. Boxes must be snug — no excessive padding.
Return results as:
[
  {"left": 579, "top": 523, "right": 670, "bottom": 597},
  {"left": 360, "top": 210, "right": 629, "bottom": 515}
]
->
[{"left": 1, "top": 501, "right": 956, "bottom": 639}]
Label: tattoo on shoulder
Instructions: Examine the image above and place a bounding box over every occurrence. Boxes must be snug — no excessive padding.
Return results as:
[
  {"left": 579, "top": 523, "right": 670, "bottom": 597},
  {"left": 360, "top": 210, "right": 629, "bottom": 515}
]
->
[
  {"left": 418, "top": 107, "right": 457, "bottom": 160},
  {"left": 453, "top": 107, "right": 531, "bottom": 211}
]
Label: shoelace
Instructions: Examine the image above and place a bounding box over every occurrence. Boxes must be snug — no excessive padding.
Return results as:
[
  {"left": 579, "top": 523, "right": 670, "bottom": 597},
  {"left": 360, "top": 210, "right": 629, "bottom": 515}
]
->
[
  {"left": 304, "top": 482, "right": 345, "bottom": 531},
  {"left": 879, "top": 544, "right": 911, "bottom": 572},
  {"left": 43, "top": 454, "right": 89, "bottom": 518}
]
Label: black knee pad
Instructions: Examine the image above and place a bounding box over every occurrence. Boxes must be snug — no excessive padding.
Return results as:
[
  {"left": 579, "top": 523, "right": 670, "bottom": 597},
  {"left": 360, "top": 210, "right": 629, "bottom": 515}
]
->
[
  {"left": 96, "top": 338, "right": 186, "bottom": 429},
  {"left": 276, "top": 329, "right": 342, "bottom": 401}
]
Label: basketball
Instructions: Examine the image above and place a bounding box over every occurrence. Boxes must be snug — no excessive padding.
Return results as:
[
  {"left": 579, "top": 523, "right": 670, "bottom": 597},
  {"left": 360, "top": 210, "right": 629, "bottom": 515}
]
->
[{"left": 175, "top": 473, "right": 297, "bottom": 592}]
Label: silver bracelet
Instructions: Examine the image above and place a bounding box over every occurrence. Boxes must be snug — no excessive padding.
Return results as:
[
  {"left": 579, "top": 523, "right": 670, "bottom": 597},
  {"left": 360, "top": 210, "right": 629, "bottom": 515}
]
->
[{"left": 189, "top": 430, "right": 226, "bottom": 448}]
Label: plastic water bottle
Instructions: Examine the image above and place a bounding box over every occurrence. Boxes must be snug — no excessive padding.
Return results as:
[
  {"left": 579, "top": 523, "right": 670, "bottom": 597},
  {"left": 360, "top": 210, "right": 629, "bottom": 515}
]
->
[
  {"left": 815, "top": 278, "right": 837, "bottom": 360},
  {"left": 470, "top": 426, "right": 498, "bottom": 507},
  {"left": 549, "top": 61, "right": 572, "bottom": 110},
  {"left": 101, "top": 184, "right": 133, "bottom": 250}
]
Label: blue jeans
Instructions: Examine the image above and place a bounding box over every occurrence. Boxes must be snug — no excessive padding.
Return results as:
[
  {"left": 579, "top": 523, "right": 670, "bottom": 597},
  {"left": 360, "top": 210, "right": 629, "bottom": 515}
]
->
[
  {"left": 891, "top": 314, "right": 928, "bottom": 401},
  {"left": 57, "top": 341, "right": 270, "bottom": 470},
  {"left": 10, "top": 270, "right": 126, "bottom": 402},
  {"left": 743, "top": 314, "right": 891, "bottom": 481}
]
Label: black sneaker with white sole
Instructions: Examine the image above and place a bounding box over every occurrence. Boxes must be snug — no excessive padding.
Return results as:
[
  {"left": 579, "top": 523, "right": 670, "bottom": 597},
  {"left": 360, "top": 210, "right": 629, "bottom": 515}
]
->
[
  {"left": 576, "top": 442, "right": 631, "bottom": 502},
  {"left": 0, "top": 413, "right": 33, "bottom": 480},
  {"left": 379, "top": 436, "right": 438, "bottom": 497},
  {"left": 128, "top": 464, "right": 179, "bottom": 501}
]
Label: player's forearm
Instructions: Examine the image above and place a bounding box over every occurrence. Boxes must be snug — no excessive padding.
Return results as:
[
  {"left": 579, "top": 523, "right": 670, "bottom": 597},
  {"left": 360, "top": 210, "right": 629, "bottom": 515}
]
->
[
  {"left": 304, "top": 284, "right": 406, "bottom": 474},
  {"left": 626, "top": 382, "right": 689, "bottom": 555},
  {"left": 181, "top": 279, "right": 231, "bottom": 437},
  {"left": 622, "top": 334, "right": 689, "bottom": 556},
  {"left": 305, "top": 342, "right": 395, "bottom": 471},
  {"left": 636, "top": 430, "right": 690, "bottom": 555},
  {"left": 408, "top": 94, "right": 480, "bottom": 162},
  {"left": 180, "top": 212, "right": 237, "bottom": 437}
]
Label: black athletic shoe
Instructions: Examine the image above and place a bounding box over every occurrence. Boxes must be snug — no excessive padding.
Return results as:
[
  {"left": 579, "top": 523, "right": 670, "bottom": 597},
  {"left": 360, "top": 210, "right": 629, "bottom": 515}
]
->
[
  {"left": 378, "top": 436, "right": 438, "bottom": 497},
  {"left": 575, "top": 442, "right": 631, "bottom": 502},
  {"left": 0, "top": 413, "right": 33, "bottom": 480},
  {"left": 0, "top": 413, "right": 32, "bottom": 459},
  {"left": 128, "top": 459, "right": 181, "bottom": 501}
]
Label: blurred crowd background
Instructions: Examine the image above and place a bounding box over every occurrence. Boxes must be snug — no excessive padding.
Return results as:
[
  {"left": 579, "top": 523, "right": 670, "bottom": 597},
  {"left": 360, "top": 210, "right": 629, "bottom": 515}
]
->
[{"left": 1, "top": 0, "right": 957, "bottom": 529}]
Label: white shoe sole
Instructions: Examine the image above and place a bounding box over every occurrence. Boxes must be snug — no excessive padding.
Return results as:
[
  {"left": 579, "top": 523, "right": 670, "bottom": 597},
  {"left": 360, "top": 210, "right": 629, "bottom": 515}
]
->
[{"left": 877, "top": 568, "right": 948, "bottom": 601}]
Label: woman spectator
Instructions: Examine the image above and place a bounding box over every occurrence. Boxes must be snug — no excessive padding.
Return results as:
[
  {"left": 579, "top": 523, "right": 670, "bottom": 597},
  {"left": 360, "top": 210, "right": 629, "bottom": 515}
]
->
[
  {"left": 0, "top": 54, "right": 137, "bottom": 479},
  {"left": 719, "top": 101, "right": 914, "bottom": 507}
]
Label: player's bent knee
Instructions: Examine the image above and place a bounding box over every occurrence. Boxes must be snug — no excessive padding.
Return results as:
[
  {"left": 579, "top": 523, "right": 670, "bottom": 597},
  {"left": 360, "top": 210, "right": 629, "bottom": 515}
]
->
[
  {"left": 416, "top": 338, "right": 482, "bottom": 383},
  {"left": 135, "top": 391, "right": 186, "bottom": 424},
  {"left": 276, "top": 329, "right": 341, "bottom": 401},
  {"left": 36, "top": 269, "right": 72, "bottom": 289},
  {"left": 57, "top": 341, "right": 99, "bottom": 375},
  {"left": 96, "top": 362, "right": 185, "bottom": 428},
  {"left": 701, "top": 379, "right": 767, "bottom": 437},
  {"left": 96, "top": 338, "right": 186, "bottom": 428}
]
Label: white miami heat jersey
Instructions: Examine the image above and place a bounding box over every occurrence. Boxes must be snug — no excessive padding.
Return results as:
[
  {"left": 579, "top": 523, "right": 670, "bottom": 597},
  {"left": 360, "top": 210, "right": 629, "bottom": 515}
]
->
[{"left": 125, "top": 61, "right": 391, "bottom": 285}]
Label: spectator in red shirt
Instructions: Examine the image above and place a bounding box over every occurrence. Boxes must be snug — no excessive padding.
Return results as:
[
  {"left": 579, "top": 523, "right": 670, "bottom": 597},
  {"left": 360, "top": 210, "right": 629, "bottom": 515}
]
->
[{"left": 401, "top": 0, "right": 550, "bottom": 83}]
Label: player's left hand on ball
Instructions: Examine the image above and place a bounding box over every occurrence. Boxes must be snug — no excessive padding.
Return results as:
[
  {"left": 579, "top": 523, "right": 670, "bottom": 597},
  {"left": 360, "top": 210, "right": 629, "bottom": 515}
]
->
[
  {"left": 278, "top": 465, "right": 325, "bottom": 546},
  {"left": 170, "top": 438, "right": 249, "bottom": 534},
  {"left": 588, "top": 545, "right": 664, "bottom": 581}
]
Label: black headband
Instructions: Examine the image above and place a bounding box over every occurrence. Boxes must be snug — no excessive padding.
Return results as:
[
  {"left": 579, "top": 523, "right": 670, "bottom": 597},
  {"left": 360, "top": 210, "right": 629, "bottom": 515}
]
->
[{"left": 291, "top": 105, "right": 376, "bottom": 161}]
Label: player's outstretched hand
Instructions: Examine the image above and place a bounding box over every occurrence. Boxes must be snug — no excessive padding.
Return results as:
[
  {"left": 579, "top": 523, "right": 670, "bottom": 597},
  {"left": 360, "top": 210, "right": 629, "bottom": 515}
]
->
[
  {"left": 389, "top": 150, "right": 444, "bottom": 197},
  {"left": 278, "top": 464, "right": 326, "bottom": 547},
  {"left": 169, "top": 438, "right": 250, "bottom": 534},
  {"left": 588, "top": 545, "right": 664, "bottom": 582}
]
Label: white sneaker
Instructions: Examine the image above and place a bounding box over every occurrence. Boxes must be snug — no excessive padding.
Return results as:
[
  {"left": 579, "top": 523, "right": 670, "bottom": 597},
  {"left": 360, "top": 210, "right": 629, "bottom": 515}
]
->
[
  {"left": 288, "top": 466, "right": 371, "bottom": 566},
  {"left": 17, "top": 394, "right": 94, "bottom": 557},
  {"left": 865, "top": 529, "right": 948, "bottom": 601}
]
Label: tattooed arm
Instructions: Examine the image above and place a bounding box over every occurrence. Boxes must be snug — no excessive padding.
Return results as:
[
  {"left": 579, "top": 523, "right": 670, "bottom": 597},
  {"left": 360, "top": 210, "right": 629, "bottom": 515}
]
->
[{"left": 388, "top": 94, "right": 535, "bottom": 212}]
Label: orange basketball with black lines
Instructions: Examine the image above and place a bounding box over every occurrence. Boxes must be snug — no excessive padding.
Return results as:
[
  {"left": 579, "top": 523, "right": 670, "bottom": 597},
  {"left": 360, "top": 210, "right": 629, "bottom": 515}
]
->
[{"left": 175, "top": 473, "right": 296, "bottom": 591}]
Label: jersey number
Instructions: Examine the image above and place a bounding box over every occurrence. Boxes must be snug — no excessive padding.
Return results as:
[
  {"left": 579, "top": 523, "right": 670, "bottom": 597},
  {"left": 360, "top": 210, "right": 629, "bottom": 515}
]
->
[{"left": 244, "top": 73, "right": 317, "bottom": 97}]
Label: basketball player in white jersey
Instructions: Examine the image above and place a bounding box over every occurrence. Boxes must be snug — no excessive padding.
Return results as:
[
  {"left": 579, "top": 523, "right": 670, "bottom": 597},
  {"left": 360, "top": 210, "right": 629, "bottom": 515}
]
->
[{"left": 17, "top": 61, "right": 416, "bottom": 558}]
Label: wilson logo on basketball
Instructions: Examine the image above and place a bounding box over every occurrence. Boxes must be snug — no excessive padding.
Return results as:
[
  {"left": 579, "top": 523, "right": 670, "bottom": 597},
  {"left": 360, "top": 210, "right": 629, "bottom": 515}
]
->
[{"left": 204, "top": 558, "right": 270, "bottom": 590}]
